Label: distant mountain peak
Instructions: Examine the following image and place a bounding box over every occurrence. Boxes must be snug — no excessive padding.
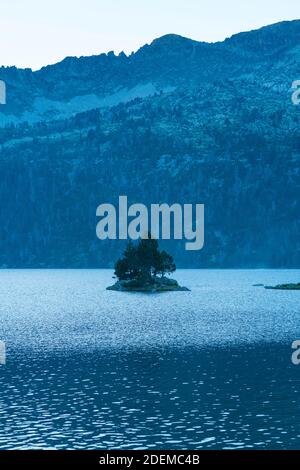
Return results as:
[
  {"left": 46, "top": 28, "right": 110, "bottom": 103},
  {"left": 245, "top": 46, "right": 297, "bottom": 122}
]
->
[
  {"left": 149, "top": 34, "right": 198, "bottom": 47},
  {"left": 135, "top": 33, "right": 200, "bottom": 60}
]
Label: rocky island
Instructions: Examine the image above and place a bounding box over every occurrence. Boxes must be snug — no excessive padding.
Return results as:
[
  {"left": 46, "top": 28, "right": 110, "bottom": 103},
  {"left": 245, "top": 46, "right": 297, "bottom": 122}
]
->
[
  {"left": 107, "top": 235, "right": 190, "bottom": 292},
  {"left": 265, "top": 283, "right": 300, "bottom": 290}
]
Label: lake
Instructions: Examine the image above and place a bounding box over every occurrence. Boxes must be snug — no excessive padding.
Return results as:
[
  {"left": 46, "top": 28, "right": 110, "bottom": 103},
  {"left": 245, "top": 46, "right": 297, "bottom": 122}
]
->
[{"left": 0, "top": 269, "right": 299, "bottom": 449}]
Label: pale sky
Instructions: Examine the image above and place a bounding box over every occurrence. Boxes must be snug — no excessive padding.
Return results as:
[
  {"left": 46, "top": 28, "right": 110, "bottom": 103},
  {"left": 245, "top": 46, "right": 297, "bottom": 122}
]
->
[{"left": 1, "top": 0, "right": 300, "bottom": 70}]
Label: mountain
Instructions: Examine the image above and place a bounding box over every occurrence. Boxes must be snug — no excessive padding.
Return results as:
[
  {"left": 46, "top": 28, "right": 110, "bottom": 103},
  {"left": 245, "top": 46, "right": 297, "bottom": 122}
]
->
[
  {"left": 2, "top": 20, "right": 300, "bottom": 125},
  {"left": 0, "top": 20, "right": 299, "bottom": 268}
]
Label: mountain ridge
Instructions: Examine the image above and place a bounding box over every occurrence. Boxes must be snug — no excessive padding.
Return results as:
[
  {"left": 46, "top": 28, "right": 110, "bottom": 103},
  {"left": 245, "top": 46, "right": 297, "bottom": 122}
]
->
[
  {"left": 2, "top": 19, "right": 300, "bottom": 73},
  {"left": 1, "top": 19, "right": 300, "bottom": 125}
]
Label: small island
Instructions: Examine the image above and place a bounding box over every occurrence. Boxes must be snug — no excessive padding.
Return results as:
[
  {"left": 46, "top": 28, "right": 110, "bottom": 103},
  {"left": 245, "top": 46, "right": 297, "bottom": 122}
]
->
[
  {"left": 265, "top": 283, "right": 300, "bottom": 290},
  {"left": 107, "top": 235, "right": 190, "bottom": 292}
]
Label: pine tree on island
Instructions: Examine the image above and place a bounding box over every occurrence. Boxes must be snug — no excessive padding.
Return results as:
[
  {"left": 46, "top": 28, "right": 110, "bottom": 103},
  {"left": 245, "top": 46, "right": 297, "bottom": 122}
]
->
[{"left": 107, "top": 234, "right": 189, "bottom": 292}]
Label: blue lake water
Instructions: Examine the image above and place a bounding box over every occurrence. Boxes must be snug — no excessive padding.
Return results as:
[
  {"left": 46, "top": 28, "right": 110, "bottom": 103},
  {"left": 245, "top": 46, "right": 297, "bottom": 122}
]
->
[{"left": 0, "top": 269, "right": 300, "bottom": 449}]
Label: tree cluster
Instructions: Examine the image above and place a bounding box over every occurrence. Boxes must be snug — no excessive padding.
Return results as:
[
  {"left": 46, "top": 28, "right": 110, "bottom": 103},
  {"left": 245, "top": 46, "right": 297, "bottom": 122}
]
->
[{"left": 114, "top": 236, "right": 176, "bottom": 282}]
